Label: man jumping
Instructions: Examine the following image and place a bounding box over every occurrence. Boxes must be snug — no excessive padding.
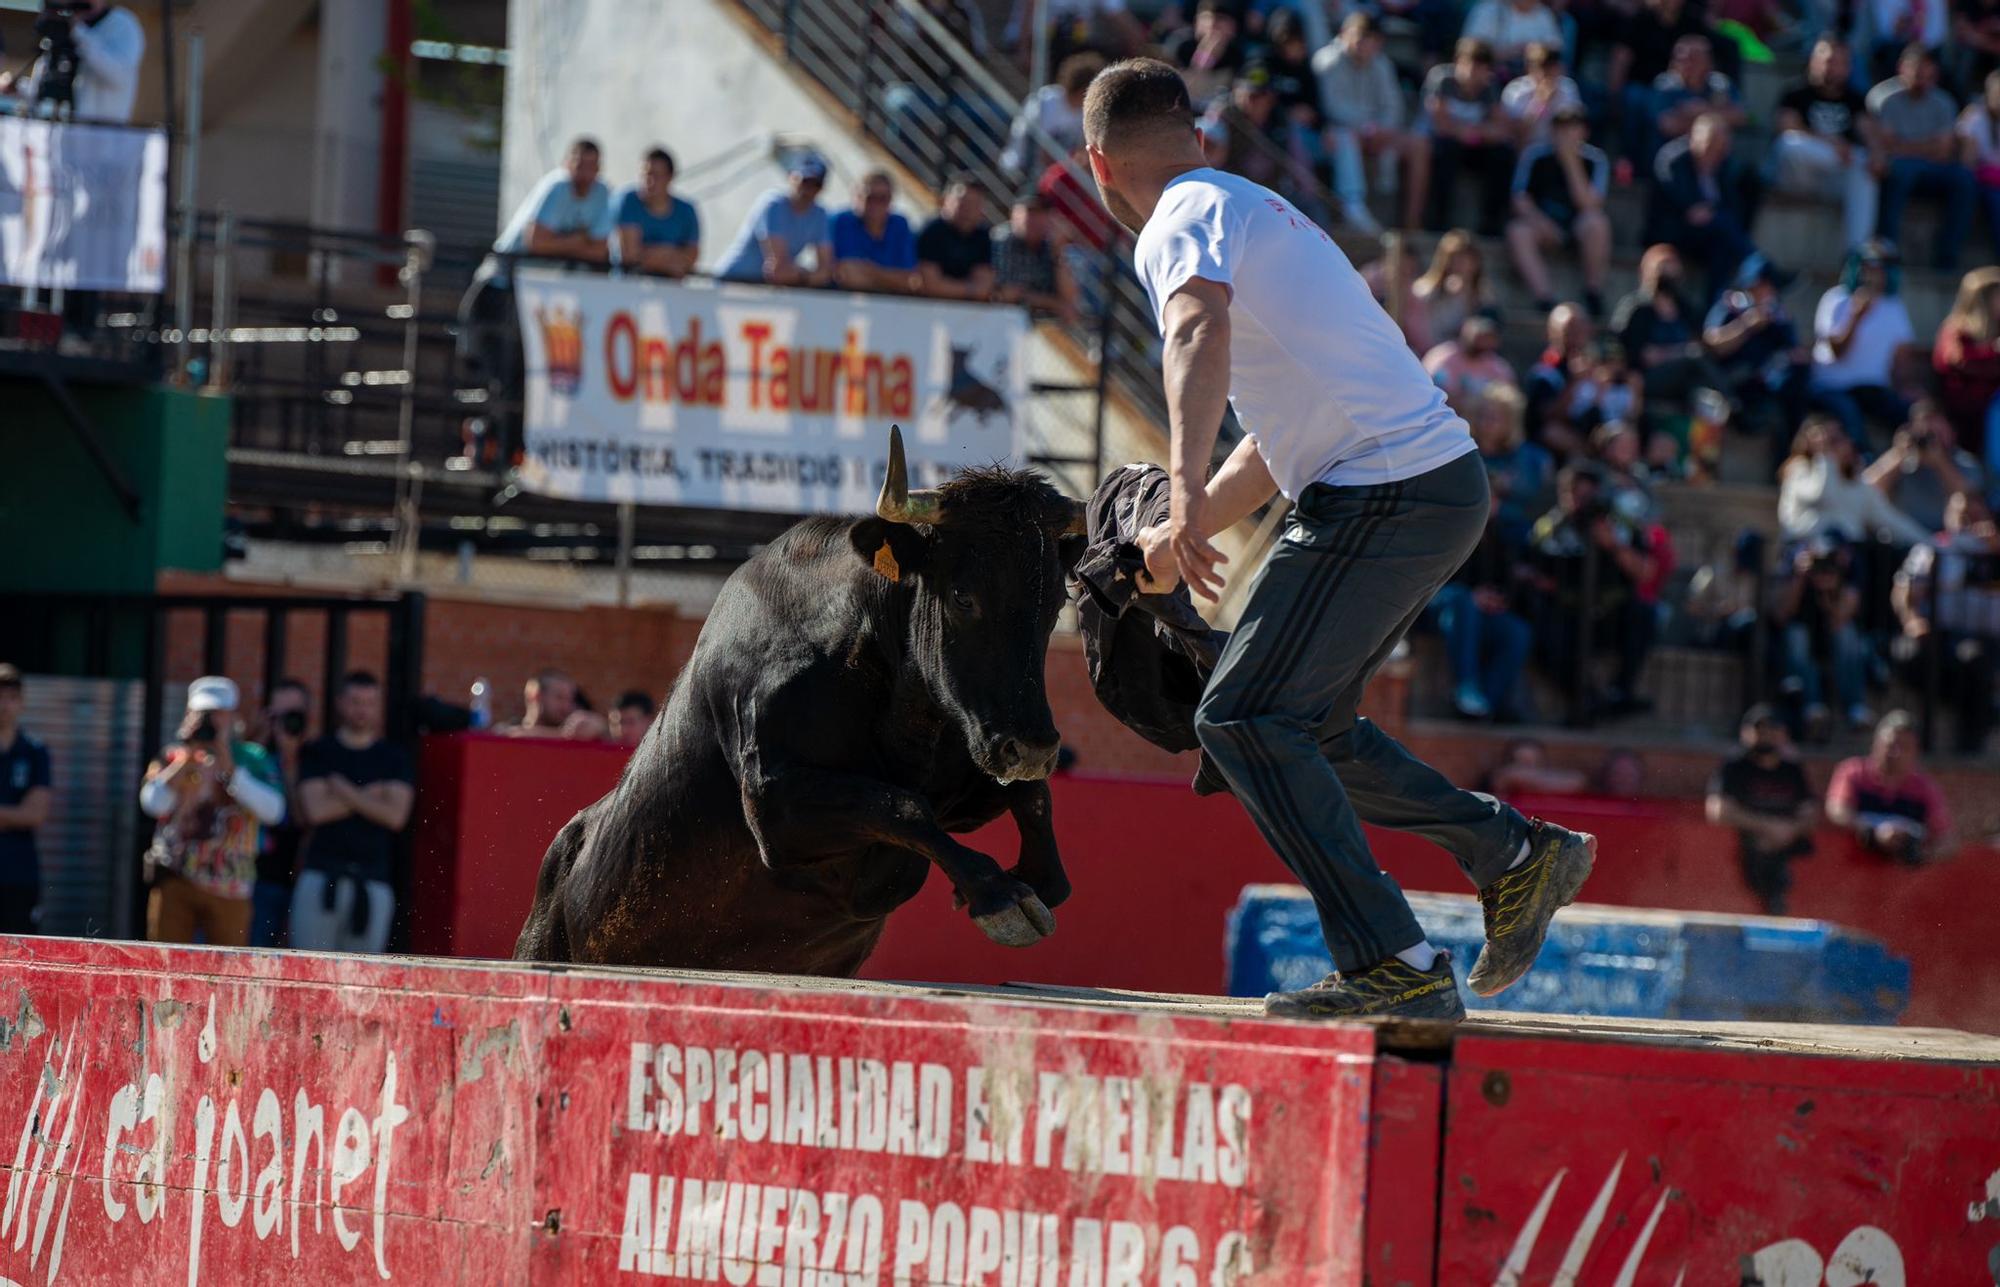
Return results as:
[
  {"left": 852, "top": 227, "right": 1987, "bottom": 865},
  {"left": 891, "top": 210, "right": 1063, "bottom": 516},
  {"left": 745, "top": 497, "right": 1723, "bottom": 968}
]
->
[{"left": 1083, "top": 59, "right": 1595, "bottom": 1020}]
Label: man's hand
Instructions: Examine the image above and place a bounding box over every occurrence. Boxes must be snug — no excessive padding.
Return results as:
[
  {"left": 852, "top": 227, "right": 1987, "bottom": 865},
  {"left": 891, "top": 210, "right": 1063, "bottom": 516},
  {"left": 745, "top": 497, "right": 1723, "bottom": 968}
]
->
[
  {"left": 210, "top": 737, "right": 235, "bottom": 780},
  {"left": 326, "top": 773, "right": 359, "bottom": 803},
  {"left": 1136, "top": 522, "right": 1177, "bottom": 593},
  {"left": 1166, "top": 490, "right": 1229, "bottom": 601}
]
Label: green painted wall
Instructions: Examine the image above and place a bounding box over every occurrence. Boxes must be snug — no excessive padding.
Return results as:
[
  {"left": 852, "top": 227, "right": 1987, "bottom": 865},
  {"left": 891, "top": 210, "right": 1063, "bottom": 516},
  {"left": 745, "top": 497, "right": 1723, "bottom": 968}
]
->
[{"left": 0, "top": 382, "right": 230, "bottom": 595}]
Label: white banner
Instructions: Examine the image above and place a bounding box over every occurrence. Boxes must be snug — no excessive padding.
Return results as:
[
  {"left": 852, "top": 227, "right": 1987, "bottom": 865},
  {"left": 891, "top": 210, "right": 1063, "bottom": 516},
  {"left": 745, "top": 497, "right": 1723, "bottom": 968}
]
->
[
  {"left": 514, "top": 269, "right": 1030, "bottom": 513},
  {"left": 0, "top": 116, "right": 168, "bottom": 292}
]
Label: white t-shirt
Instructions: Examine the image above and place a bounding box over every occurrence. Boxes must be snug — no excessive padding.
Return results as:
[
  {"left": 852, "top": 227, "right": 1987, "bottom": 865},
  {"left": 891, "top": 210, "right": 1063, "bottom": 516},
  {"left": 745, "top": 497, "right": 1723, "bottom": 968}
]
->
[
  {"left": 1134, "top": 168, "right": 1475, "bottom": 499},
  {"left": 1811, "top": 285, "right": 1915, "bottom": 391}
]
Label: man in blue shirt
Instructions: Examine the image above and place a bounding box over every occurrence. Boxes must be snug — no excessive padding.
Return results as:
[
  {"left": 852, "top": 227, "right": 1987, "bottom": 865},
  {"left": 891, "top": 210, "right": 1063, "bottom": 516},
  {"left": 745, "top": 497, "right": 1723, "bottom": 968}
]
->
[
  {"left": 614, "top": 147, "right": 701, "bottom": 278},
  {"left": 492, "top": 137, "right": 613, "bottom": 282},
  {"left": 0, "top": 665, "right": 53, "bottom": 935},
  {"left": 715, "top": 153, "right": 836, "bottom": 285},
  {"left": 829, "top": 170, "right": 920, "bottom": 293}
]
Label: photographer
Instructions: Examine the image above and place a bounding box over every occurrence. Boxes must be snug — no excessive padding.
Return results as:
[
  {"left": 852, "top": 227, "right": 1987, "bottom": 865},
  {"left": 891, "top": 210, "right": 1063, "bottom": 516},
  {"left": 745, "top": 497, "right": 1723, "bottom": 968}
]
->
[
  {"left": 0, "top": 3, "right": 145, "bottom": 123},
  {"left": 1893, "top": 492, "right": 2000, "bottom": 754},
  {"left": 1521, "top": 463, "right": 1659, "bottom": 720},
  {"left": 1775, "top": 539, "right": 1872, "bottom": 736},
  {"left": 138, "top": 677, "right": 286, "bottom": 947},
  {"left": 1862, "top": 400, "right": 1984, "bottom": 534}
]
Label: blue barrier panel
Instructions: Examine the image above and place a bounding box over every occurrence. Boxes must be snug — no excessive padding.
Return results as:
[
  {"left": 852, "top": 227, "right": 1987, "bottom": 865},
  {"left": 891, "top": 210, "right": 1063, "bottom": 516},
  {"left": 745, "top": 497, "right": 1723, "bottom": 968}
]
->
[{"left": 1224, "top": 885, "right": 1911, "bottom": 1024}]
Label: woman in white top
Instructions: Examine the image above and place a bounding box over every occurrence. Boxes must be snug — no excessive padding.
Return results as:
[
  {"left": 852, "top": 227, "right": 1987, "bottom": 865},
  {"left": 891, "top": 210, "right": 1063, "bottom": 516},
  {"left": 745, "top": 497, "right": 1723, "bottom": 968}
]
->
[
  {"left": 1810, "top": 241, "right": 1917, "bottom": 449},
  {"left": 1778, "top": 415, "right": 1931, "bottom": 546}
]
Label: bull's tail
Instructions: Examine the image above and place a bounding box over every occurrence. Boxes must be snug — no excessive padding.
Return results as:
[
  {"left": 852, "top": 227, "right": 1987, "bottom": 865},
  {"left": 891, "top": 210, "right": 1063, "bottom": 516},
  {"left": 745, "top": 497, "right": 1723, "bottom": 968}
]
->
[{"left": 513, "top": 813, "right": 587, "bottom": 962}]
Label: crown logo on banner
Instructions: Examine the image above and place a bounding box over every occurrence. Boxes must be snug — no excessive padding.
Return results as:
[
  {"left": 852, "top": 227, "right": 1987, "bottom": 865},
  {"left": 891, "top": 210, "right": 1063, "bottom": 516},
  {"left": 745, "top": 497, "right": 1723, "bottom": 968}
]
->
[{"left": 537, "top": 305, "right": 584, "bottom": 394}]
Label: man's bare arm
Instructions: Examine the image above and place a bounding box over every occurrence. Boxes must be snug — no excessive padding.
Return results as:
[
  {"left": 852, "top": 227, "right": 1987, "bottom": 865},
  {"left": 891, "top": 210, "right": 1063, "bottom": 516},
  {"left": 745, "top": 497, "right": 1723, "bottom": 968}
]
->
[
  {"left": 1160, "top": 277, "right": 1236, "bottom": 600},
  {"left": 1202, "top": 435, "right": 1278, "bottom": 534}
]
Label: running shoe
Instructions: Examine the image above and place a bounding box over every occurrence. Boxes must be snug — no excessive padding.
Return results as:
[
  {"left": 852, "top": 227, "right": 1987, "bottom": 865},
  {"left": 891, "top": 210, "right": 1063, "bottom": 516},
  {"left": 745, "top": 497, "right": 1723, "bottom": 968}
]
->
[
  {"left": 1465, "top": 820, "right": 1597, "bottom": 997},
  {"left": 1265, "top": 951, "right": 1466, "bottom": 1021}
]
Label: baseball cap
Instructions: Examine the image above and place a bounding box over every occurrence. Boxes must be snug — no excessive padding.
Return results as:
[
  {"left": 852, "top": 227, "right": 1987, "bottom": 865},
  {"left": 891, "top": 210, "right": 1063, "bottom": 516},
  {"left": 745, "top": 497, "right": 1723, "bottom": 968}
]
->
[
  {"left": 187, "top": 676, "right": 240, "bottom": 713},
  {"left": 787, "top": 152, "right": 828, "bottom": 181}
]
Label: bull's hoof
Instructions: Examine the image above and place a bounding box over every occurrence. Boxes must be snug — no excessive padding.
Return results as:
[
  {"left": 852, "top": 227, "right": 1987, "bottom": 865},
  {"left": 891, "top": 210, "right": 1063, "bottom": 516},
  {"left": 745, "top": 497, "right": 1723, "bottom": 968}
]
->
[{"left": 972, "top": 894, "right": 1056, "bottom": 947}]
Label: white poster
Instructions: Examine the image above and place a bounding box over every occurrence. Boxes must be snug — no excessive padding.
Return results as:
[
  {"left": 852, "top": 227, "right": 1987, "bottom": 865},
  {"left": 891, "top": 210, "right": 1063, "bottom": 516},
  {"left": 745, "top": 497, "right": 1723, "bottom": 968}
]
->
[
  {"left": 0, "top": 117, "right": 168, "bottom": 292},
  {"left": 514, "top": 269, "right": 1030, "bottom": 513}
]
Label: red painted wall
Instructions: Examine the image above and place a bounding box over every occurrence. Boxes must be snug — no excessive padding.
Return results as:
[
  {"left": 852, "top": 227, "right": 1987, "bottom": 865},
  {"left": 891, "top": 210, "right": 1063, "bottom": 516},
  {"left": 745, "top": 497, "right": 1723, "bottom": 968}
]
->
[{"left": 409, "top": 738, "right": 2000, "bottom": 1033}]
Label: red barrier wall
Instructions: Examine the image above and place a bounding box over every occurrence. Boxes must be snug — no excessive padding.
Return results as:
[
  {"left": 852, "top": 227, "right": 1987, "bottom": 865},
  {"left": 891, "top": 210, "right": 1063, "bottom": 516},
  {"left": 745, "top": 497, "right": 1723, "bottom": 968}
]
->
[{"left": 409, "top": 736, "right": 2000, "bottom": 1033}]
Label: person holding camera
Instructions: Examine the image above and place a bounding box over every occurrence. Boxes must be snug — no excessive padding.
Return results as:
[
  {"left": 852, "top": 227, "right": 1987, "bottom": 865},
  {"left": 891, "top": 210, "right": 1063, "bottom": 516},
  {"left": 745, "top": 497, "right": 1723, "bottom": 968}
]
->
[
  {"left": 1863, "top": 399, "right": 1984, "bottom": 533},
  {"left": 0, "top": 3, "right": 144, "bottom": 122},
  {"left": 138, "top": 677, "right": 286, "bottom": 947},
  {"left": 1892, "top": 491, "right": 2000, "bottom": 753},
  {"left": 1775, "top": 539, "right": 1873, "bottom": 736},
  {"left": 250, "top": 678, "right": 311, "bottom": 948},
  {"left": 1826, "top": 711, "right": 1952, "bottom": 865}
]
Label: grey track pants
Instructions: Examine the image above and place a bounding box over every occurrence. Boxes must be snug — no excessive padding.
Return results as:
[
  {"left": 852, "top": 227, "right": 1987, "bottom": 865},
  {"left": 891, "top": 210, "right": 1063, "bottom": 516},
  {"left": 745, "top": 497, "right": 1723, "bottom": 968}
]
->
[{"left": 1195, "top": 448, "right": 1529, "bottom": 973}]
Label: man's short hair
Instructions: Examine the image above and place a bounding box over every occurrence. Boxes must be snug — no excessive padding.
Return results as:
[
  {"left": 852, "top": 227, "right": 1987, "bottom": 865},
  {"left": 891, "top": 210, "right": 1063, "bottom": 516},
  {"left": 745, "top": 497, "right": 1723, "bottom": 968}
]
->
[
  {"left": 645, "top": 146, "right": 675, "bottom": 173},
  {"left": 338, "top": 670, "right": 381, "bottom": 694},
  {"left": 531, "top": 667, "right": 573, "bottom": 690},
  {"left": 1454, "top": 37, "right": 1495, "bottom": 64},
  {"left": 0, "top": 663, "right": 19, "bottom": 692},
  {"left": 616, "top": 690, "right": 656, "bottom": 717},
  {"left": 568, "top": 136, "right": 601, "bottom": 158},
  {"left": 1898, "top": 42, "right": 1935, "bottom": 69},
  {"left": 1342, "top": 11, "right": 1381, "bottom": 38},
  {"left": 1082, "top": 58, "right": 1196, "bottom": 151},
  {"left": 272, "top": 676, "right": 310, "bottom": 700}
]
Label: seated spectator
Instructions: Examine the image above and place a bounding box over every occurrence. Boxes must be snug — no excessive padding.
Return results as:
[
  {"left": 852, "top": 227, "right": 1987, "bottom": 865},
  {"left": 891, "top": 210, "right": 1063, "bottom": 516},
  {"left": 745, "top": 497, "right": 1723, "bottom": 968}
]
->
[
  {"left": 1595, "top": 419, "right": 1669, "bottom": 520},
  {"left": 1893, "top": 493, "right": 2000, "bottom": 752},
  {"left": 916, "top": 177, "right": 996, "bottom": 300},
  {"left": 1810, "top": 240, "right": 1921, "bottom": 447},
  {"left": 1521, "top": 463, "right": 1659, "bottom": 719},
  {"left": 491, "top": 136, "right": 612, "bottom": 278},
  {"left": 1412, "top": 228, "right": 1493, "bottom": 347},
  {"left": 1611, "top": 0, "right": 1711, "bottom": 169},
  {"left": 1484, "top": 736, "right": 1590, "bottom": 794},
  {"left": 611, "top": 691, "right": 655, "bottom": 748},
  {"left": 1869, "top": 45, "right": 1975, "bottom": 271},
  {"left": 1962, "top": 70, "right": 2000, "bottom": 255},
  {"left": 138, "top": 677, "right": 285, "bottom": 947},
  {"left": 1204, "top": 62, "right": 1322, "bottom": 215},
  {"left": 1525, "top": 302, "right": 1597, "bottom": 457},
  {"left": 1778, "top": 414, "right": 1933, "bottom": 545},
  {"left": 1594, "top": 747, "right": 1647, "bottom": 796},
  {"left": 1004, "top": 0, "right": 1145, "bottom": 67},
  {"left": 1865, "top": 400, "right": 1985, "bottom": 529},
  {"left": 1473, "top": 381, "right": 1552, "bottom": 546},
  {"left": 1775, "top": 539, "right": 1874, "bottom": 733},
  {"left": 1502, "top": 44, "right": 1586, "bottom": 148},
  {"left": 1314, "top": 13, "right": 1429, "bottom": 233},
  {"left": 715, "top": 153, "right": 834, "bottom": 286},
  {"left": 503, "top": 668, "right": 609, "bottom": 740},
  {"left": 1648, "top": 113, "right": 1765, "bottom": 302},
  {"left": 1707, "top": 705, "right": 1819, "bottom": 915},
  {"left": 992, "top": 191, "right": 1081, "bottom": 323},
  {"left": 1424, "top": 315, "right": 1518, "bottom": 412},
  {"left": 1772, "top": 38, "right": 1880, "bottom": 253},
  {"left": 1960, "top": 2, "right": 2000, "bottom": 89},
  {"left": 1362, "top": 231, "right": 1434, "bottom": 352},
  {"left": 1864, "top": 0, "right": 1948, "bottom": 84},
  {"left": 1421, "top": 39, "right": 1515, "bottom": 234},
  {"left": 1612, "top": 243, "right": 1729, "bottom": 405},
  {"left": 1433, "top": 461, "right": 1535, "bottom": 720},
  {"left": 1825, "top": 710, "right": 1953, "bottom": 862},
  {"left": 612, "top": 147, "right": 700, "bottom": 278},
  {"left": 1462, "top": 0, "right": 1566, "bottom": 75},
  {"left": 831, "top": 171, "right": 921, "bottom": 294},
  {"left": 1001, "top": 52, "right": 1103, "bottom": 178},
  {"left": 1261, "top": 10, "right": 1323, "bottom": 127},
  {"left": 1650, "top": 36, "right": 1746, "bottom": 154},
  {"left": 292, "top": 672, "right": 412, "bottom": 955},
  {"left": 1703, "top": 255, "right": 1811, "bottom": 463},
  {"left": 1162, "top": 0, "right": 1246, "bottom": 105},
  {"left": 1505, "top": 106, "right": 1612, "bottom": 314},
  {"left": 1933, "top": 266, "right": 2000, "bottom": 458}
]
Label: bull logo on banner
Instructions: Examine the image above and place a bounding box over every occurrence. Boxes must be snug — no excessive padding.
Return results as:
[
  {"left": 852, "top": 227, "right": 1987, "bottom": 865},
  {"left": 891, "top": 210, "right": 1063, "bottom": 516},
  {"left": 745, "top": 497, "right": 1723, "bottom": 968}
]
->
[{"left": 536, "top": 306, "right": 584, "bottom": 395}]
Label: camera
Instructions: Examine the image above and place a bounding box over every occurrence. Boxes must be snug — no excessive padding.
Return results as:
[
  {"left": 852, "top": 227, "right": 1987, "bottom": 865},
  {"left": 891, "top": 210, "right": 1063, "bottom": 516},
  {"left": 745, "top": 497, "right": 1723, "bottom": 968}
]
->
[
  {"left": 31, "top": 2, "right": 91, "bottom": 112},
  {"left": 186, "top": 714, "right": 218, "bottom": 745},
  {"left": 278, "top": 710, "right": 308, "bottom": 738},
  {"left": 1572, "top": 497, "right": 1611, "bottom": 531}
]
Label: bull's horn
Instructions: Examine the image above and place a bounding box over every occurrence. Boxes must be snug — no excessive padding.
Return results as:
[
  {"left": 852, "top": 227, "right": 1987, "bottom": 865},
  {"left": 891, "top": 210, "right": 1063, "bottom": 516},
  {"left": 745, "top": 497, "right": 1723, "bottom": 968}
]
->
[
  {"left": 877, "top": 425, "right": 944, "bottom": 524},
  {"left": 1062, "top": 498, "right": 1087, "bottom": 536}
]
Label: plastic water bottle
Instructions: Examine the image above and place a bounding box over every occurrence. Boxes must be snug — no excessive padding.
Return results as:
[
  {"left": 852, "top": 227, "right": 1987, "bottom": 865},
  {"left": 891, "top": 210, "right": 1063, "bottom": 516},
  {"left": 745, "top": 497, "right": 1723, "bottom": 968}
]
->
[{"left": 469, "top": 678, "right": 492, "bottom": 730}]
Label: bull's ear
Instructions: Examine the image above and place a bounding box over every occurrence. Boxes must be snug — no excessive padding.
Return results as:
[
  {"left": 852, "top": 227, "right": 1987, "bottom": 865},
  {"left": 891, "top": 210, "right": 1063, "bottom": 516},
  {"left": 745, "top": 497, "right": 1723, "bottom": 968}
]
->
[
  {"left": 849, "top": 517, "right": 930, "bottom": 583},
  {"left": 1057, "top": 532, "right": 1087, "bottom": 576}
]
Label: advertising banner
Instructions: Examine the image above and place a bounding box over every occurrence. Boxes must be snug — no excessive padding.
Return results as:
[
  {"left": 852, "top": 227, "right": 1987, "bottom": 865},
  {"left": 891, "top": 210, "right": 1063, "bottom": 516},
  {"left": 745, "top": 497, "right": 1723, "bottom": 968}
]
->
[
  {"left": 0, "top": 118, "right": 167, "bottom": 292},
  {"left": 514, "top": 270, "right": 1030, "bottom": 514}
]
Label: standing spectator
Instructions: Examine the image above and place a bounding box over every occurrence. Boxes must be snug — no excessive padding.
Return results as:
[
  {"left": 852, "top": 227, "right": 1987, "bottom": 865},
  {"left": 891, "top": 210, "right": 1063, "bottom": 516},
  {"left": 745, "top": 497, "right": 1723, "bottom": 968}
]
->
[
  {"left": 1522, "top": 464, "right": 1660, "bottom": 718},
  {"left": 1778, "top": 414, "right": 1932, "bottom": 543},
  {"left": 1433, "top": 460, "right": 1536, "bottom": 720},
  {"left": 1865, "top": 400, "right": 1984, "bottom": 530},
  {"left": 504, "top": 667, "right": 609, "bottom": 740},
  {"left": 1412, "top": 229, "right": 1494, "bottom": 348},
  {"left": 612, "top": 147, "right": 700, "bottom": 278},
  {"left": 1647, "top": 113, "right": 1766, "bottom": 304},
  {"left": 0, "top": 666, "right": 51, "bottom": 936},
  {"left": 916, "top": 177, "right": 997, "bottom": 300},
  {"left": 1893, "top": 493, "right": 2000, "bottom": 753},
  {"left": 1775, "top": 540, "right": 1874, "bottom": 731},
  {"left": 1706, "top": 705, "right": 1819, "bottom": 914},
  {"left": 1002, "top": 52, "right": 1104, "bottom": 178},
  {"left": 1811, "top": 240, "right": 1920, "bottom": 447},
  {"left": 491, "top": 137, "right": 613, "bottom": 276},
  {"left": 1315, "top": 13, "right": 1430, "bottom": 232},
  {"left": 1961, "top": 70, "right": 2000, "bottom": 255},
  {"left": 1502, "top": 44, "right": 1586, "bottom": 148},
  {"left": 1933, "top": 266, "right": 2000, "bottom": 457},
  {"left": 1773, "top": 39, "right": 1880, "bottom": 254},
  {"left": 1163, "top": 0, "right": 1248, "bottom": 106},
  {"left": 1505, "top": 106, "right": 1612, "bottom": 314},
  {"left": 993, "top": 191, "right": 1081, "bottom": 322},
  {"left": 830, "top": 171, "right": 921, "bottom": 294},
  {"left": 1869, "top": 46, "right": 1976, "bottom": 271},
  {"left": 0, "top": 1, "right": 145, "bottom": 123},
  {"left": 251, "top": 678, "right": 311, "bottom": 949},
  {"left": 1612, "top": 244, "right": 1729, "bottom": 405},
  {"left": 292, "top": 672, "right": 413, "bottom": 954},
  {"left": 1424, "top": 315, "right": 1519, "bottom": 412},
  {"left": 1462, "top": 0, "right": 1567, "bottom": 75},
  {"left": 715, "top": 153, "right": 834, "bottom": 286},
  {"left": 139, "top": 677, "right": 285, "bottom": 947},
  {"left": 1422, "top": 39, "right": 1516, "bottom": 234},
  {"left": 1703, "top": 255, "right": 1811, "bottom": 461},
  {"left": 1825, "top": 711, "right": 1953, "bottom": 862},
  {"left": 610, "top": 691, "right": 656, "bottom": 749}
]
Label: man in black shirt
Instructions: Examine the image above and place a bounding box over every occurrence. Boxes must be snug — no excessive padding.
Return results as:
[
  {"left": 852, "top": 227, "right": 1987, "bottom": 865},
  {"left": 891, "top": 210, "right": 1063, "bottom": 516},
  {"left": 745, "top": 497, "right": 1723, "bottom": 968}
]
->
[
  {"left": 251, "top": 677, "right": 311, "bottom": 947},
  {"left": 1771, "top": 37, "right": 1879, "bottom": 251},
  {"left": 1706, "top": 705, "right": 1818, "bottom": 914},
  {"left": 915, "top": 176, "right": 996, "bottom": 301},
  {"left": 1611, "top": 242, "right": 1729, "bottom": 402},
  {"left": 292, "top": 671, "right": 413, "bottom": 953},
  {"left": 1506, "top": 108, "right": 1613, "bottom": 313}
]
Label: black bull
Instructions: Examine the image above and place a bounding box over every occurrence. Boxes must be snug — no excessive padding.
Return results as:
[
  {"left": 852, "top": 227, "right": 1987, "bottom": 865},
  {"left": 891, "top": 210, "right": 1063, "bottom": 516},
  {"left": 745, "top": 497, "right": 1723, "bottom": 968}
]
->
[{"left": 513, "top": 429, "right": 1087, "bottom": 977}]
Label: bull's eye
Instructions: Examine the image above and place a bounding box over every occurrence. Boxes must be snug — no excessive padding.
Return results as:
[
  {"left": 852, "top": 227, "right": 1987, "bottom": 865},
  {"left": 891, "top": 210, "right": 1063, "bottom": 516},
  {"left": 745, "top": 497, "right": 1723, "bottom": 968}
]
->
[{"left": 950, "top": 588, "right": 977, "bottom": 613}]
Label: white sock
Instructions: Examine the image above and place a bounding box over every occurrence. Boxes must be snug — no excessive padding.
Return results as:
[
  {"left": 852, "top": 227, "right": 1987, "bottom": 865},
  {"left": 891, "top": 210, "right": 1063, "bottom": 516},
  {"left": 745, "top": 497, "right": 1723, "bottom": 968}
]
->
[
  {"left": 1504, "top": 838, "right": 1531, "bottom": 871},
  {"left": 1395, "top": 940, "right": 1439, "bottom": 971}
]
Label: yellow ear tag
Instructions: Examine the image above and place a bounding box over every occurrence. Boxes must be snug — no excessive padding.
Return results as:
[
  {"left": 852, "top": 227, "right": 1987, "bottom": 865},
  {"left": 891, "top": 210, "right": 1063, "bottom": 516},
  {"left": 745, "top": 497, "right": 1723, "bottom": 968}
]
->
[{"left": 873, "top": 543, "right": 901, "bottom": 582}]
